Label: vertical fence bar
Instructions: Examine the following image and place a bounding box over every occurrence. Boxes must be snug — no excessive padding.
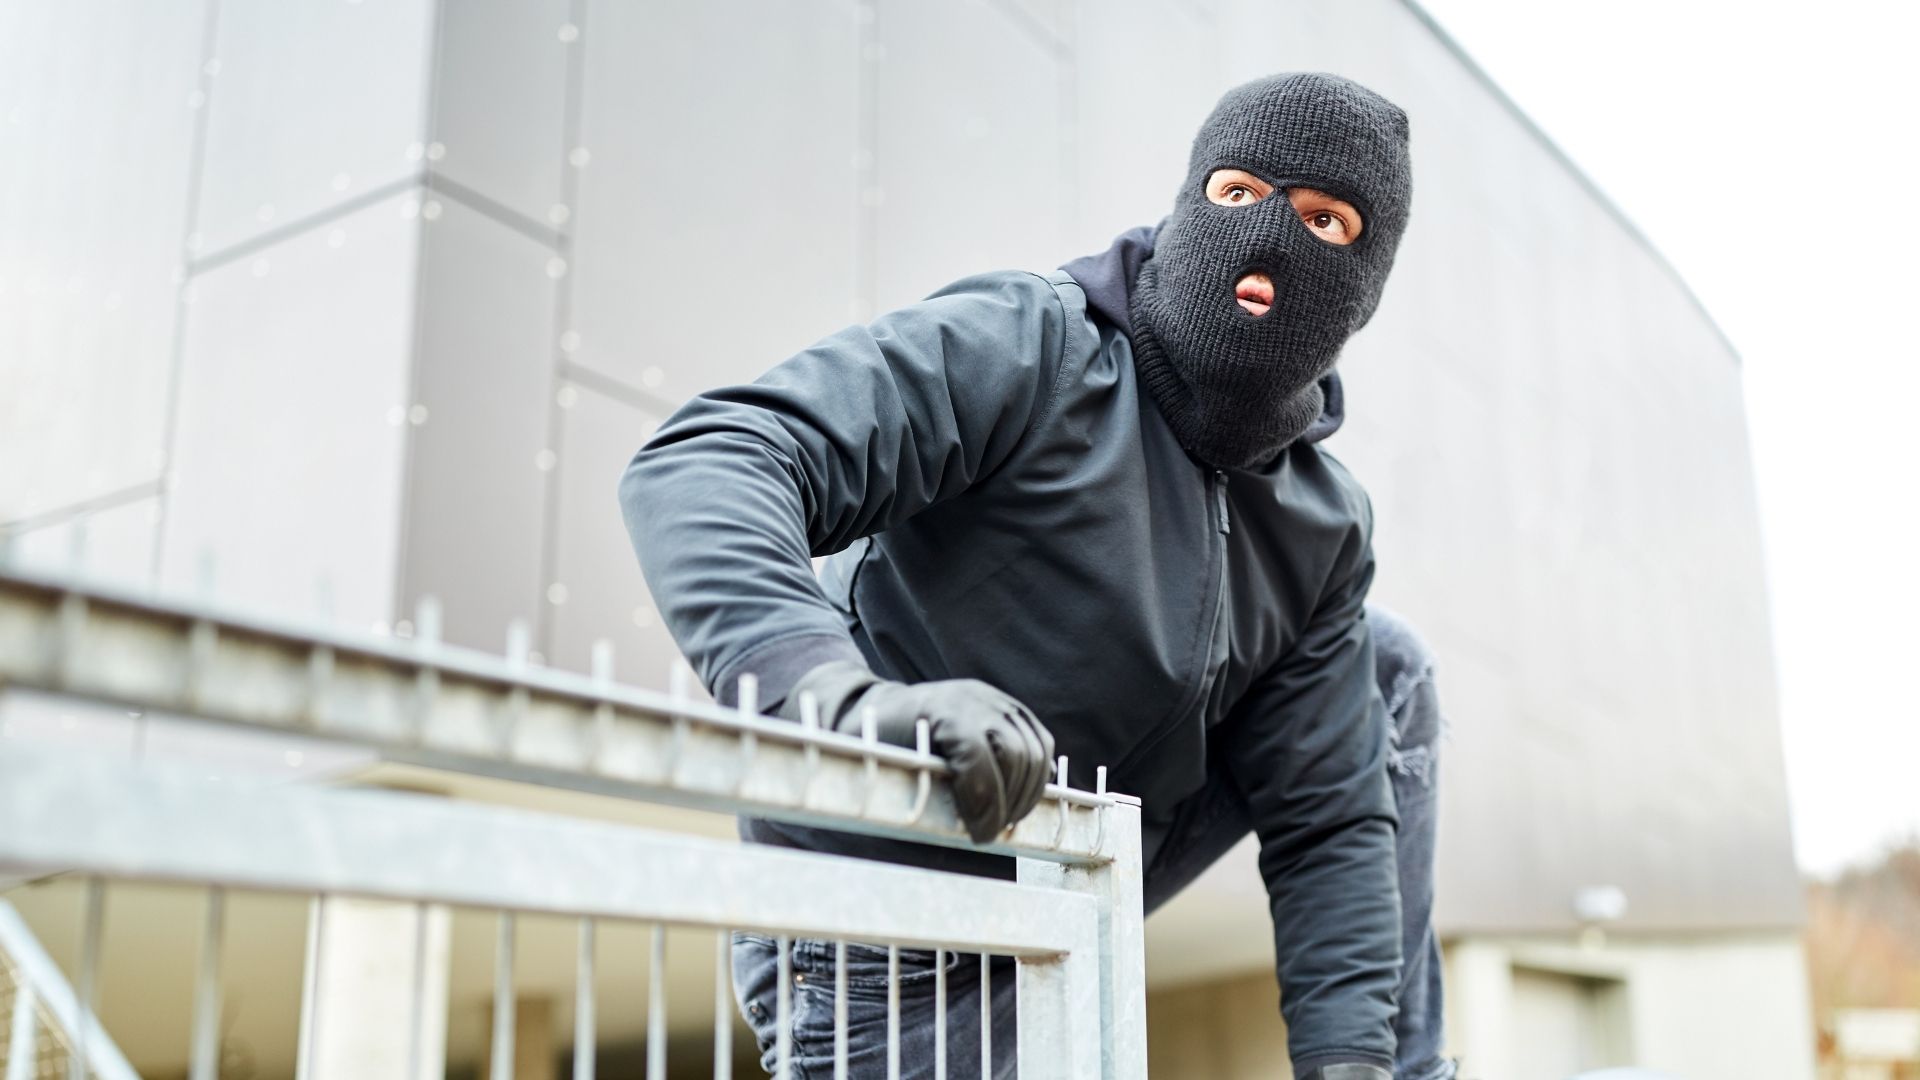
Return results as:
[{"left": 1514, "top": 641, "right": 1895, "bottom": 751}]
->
[
  {"left": 834, "top": 940, "right": 849, "bottom": 1080},
  {"left": 934, "top": 949, "right": 947, "bottom": 1080},
  {"left": 575, "top": 919, "right": 596, "bottom": 1080},
  {"left": 407, "top": 903, "right": 431, "bottom": 1080},
  {"left": 70, "top": 876, "right": 104, "bottom": 1080},
  {"left": 979, "top": 954, "right": 991, "bottom": 1080},
  {"left": 774, "top": 934, "right": 791, "bottom": 1080},
  {"left": 647, "top": 924, "right": 667, "bottom": 1080},
  {"left": 6, "top": 980, "right": 37, "bottom": 1080},
  {"left": 295, "top": 897, "right": 324, "bottom": 1080},
  {"left": 713, "top": 931, "right": 732, "bottom": 1080},
  {"left": 188, "top": 888, "right": 224, "bottom": 1080},
  {"left": 886, "top": 944, "right": 900, "bottom": 1080},
  {"left": 491, "top": 914, "right": 515, "bottom": 1080}
]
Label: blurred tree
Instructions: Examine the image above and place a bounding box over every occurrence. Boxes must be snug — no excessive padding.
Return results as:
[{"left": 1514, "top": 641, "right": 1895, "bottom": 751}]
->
[{"left": 1804, "top": 835, "right": 1920, "bottom": 1066}]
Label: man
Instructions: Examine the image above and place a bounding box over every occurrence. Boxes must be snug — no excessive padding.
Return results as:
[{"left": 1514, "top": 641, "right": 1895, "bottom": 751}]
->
[{"left": 620, "top": 72, "right": 1455, "bottom": 1080}]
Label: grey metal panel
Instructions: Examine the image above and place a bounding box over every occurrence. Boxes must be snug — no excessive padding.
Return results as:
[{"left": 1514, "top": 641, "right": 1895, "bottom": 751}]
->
[
  {"left": 194, "top": 0, "right": 434, "bottom": 256},
  {"left": 545, "top": 381, "right": 677, "bottom": 682},
  {"left": 566, "top": 0, "right": 861, "bottom": 405},
  {"left": 0, "top": 2, "right": 205, "bottom": 520},
  {"left": 162, "top": 193, "right": 417, "bottom": 629},
  {"left": 1066, "top": 0, "right": 1221, "bottom": 254},
  {"left": 430, "top": 0, "right": 572, "bottom": 227},
  {"left": 871, "top": 0, "right": 1070, "bottom": 312},
  {"left": 399, "top": 196, "right": 554, "bottom": 655},
  {"left": 1062, "top": 0, "right": 1798, "bottom": 932},
  {"left": 1314, "top": 3, "right": 1797, "bottom": 930}
]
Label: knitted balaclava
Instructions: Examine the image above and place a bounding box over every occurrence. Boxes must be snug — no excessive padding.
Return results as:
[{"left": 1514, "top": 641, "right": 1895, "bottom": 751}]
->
[{"left": 1130, "top": 72, "right": 1412, "bottom": 470}]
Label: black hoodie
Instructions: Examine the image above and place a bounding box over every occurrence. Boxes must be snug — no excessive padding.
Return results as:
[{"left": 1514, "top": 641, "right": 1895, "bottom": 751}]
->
[{"left": 622, "top": 232, "right": 1399, "bottom": 1073}]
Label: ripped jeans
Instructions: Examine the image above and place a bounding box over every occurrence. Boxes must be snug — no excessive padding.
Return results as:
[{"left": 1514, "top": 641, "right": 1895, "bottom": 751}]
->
[{"left": 733, "top": 604, "right": 1455, "bottom": 1080}]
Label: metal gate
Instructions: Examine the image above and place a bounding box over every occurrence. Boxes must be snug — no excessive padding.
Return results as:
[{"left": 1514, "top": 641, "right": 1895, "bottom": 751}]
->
[{"left": 0, "top": 564, "right": 1146, "bottom": 1079}]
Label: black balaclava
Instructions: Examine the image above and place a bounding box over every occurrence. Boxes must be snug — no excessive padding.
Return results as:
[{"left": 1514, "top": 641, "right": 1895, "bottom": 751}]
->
[{"left": 1130, "top": 72, "right": 1412, "bottom": 470}]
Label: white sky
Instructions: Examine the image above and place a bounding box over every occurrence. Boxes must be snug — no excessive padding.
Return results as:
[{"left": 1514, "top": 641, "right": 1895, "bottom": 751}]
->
[{"left": 1414, "top": 0, "right": 1920, "bottom": 878}]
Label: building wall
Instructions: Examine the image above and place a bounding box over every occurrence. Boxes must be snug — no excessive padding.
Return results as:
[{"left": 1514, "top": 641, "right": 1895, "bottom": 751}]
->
[
  {"left": 1146, "top": 933, "right": 1816, "bottom": 1080},
  {"left": 1, "top": 0, "right": 1806, "bottom": 1073},
  {"left": 1444, "top": 932, "right": 1817, "bottom": 1080}
]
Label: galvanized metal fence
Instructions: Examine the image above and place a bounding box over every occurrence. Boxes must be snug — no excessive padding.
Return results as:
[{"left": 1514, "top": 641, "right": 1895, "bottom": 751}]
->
[{"left": 0, "top": 563, "right": 1147, "bottom": 1079}]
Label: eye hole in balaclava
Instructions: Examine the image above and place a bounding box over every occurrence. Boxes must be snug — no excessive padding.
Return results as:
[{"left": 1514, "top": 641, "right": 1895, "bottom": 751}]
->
[{"left": 1130, "top": 72, "right": 1413, "bottom": 471}]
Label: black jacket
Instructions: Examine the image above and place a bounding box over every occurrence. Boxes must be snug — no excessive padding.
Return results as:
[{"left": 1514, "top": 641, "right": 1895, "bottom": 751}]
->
[{"left": 619, "top": 230, "right": 1401, "bottom": 1072}]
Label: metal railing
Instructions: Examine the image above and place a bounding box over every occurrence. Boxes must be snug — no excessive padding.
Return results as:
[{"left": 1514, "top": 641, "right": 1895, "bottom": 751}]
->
[
  {"left": 0, "top": 897, "right": 139, "bottom": 1080},
  {"left": 0, "top": 564, "right": 1148, "bottom": 1079}
]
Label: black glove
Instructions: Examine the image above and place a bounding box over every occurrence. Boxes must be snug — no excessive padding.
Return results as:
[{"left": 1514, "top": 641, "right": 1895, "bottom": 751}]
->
[{"left": 777, "top": 661, "right": 1056, "bottom": 843}]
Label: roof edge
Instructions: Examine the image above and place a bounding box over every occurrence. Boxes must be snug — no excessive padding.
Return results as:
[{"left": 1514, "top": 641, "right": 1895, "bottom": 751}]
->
[{"left": 1394, "top": 0, "right": 1746, "bottom": 366}]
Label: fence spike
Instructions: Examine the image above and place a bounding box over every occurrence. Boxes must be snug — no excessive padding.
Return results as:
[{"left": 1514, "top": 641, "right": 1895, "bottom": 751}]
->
[
  {"left": 587, "top": 639, "right": 616, "bottom": 771},
  {"left": 194, "top": 545, "right": 216, "bottom": 601},
  {"left": 1093, "top": 765, "right": 1111, "bottom": 855},
  {"left": 734, "top": 674, "right": 759, "bottom": 795},
  {"left": 798, "top": 690, "right": 821, "bottom": 808},
  {"left": 660, "top": 659, "right": 691, "bottom": 785},
  {"left": 857, "top": 706, "right": 880, "bottom": 819},
  {"left": 907, "top": 718, "right": 933, "bottom": 824},
  {"left": 1052, "top": 756, "right": 1073, "bottom": 848},
  {"left": 414, "top": 596, "right": 442, "bottom": 646}
]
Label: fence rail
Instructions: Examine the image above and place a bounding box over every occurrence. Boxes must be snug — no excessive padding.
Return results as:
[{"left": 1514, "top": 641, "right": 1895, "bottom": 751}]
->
[
  {"left": 0, "top": 565, "right": 1125, "bottom": 865},
  {"left": 0, "top": 565, "right": 1148, "bottom": 1079}
]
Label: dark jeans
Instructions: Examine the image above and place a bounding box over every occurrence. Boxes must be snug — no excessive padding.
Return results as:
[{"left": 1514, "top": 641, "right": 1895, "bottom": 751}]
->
[{"left": 734, "top": 605, "right": 1455, "bottom": 1079}]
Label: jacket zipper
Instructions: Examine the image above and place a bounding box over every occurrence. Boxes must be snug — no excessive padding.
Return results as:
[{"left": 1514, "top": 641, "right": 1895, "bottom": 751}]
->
[{"left": 1112, "top": 470, "right": 1234, "bottom": 778}]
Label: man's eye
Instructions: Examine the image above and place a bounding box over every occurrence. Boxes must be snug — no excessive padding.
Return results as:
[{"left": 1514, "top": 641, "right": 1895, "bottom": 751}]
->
[
  {"left": 1309, "top": 211, "right": 1345, "bottom": 235},
  {"left": 1225, "top": 185, "right": 1252, "bottom": 203}
]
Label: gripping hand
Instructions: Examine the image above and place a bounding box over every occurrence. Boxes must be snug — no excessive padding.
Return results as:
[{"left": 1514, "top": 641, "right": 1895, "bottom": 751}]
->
[{"left": 779, "top": 661, "right": 1056, "bottom": 843}]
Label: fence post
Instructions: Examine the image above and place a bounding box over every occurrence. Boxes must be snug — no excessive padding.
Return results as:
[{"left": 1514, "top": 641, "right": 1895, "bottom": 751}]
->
[{"left": 1015, "top": 794, "right": 1147, "bottom": 1080}]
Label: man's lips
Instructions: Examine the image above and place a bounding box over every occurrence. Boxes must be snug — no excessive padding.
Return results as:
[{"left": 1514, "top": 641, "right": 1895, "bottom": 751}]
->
[{"left": 1235, "top": 272, "right": 1274, "bottom": 317}]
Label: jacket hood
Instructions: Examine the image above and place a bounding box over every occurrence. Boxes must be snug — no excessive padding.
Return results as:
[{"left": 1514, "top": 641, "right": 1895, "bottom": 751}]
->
[{"left": 1059, "top": 222, "right": 1346, "bottom": 444}]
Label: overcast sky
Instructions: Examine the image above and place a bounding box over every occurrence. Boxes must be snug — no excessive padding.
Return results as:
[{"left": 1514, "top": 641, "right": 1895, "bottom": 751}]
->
[{"left": 1414, "top": 0, "right": 1920, "bottom": 877}]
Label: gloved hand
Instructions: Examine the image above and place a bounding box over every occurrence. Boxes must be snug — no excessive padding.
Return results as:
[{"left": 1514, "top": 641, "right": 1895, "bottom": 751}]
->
[{"left": 777, "top": 661, "right": 1055, "bottom": 843}]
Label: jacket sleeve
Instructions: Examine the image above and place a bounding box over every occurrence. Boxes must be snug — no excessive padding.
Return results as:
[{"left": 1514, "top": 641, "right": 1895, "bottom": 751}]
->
[
  {"left": 617, "top": 270, "right": 1074, "bottom": 708},
  {"left": 1220, "top": 495, "right": 1401, "bottom": 1075}
]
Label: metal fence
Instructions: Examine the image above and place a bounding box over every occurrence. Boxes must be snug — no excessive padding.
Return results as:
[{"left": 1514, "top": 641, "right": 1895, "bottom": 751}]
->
[
  {"left": 0, "top": 564, "right": 1147, "bottom": 1079},
  {"left": 1, "top": 896, "right": 140, "bottom": 1080}
]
